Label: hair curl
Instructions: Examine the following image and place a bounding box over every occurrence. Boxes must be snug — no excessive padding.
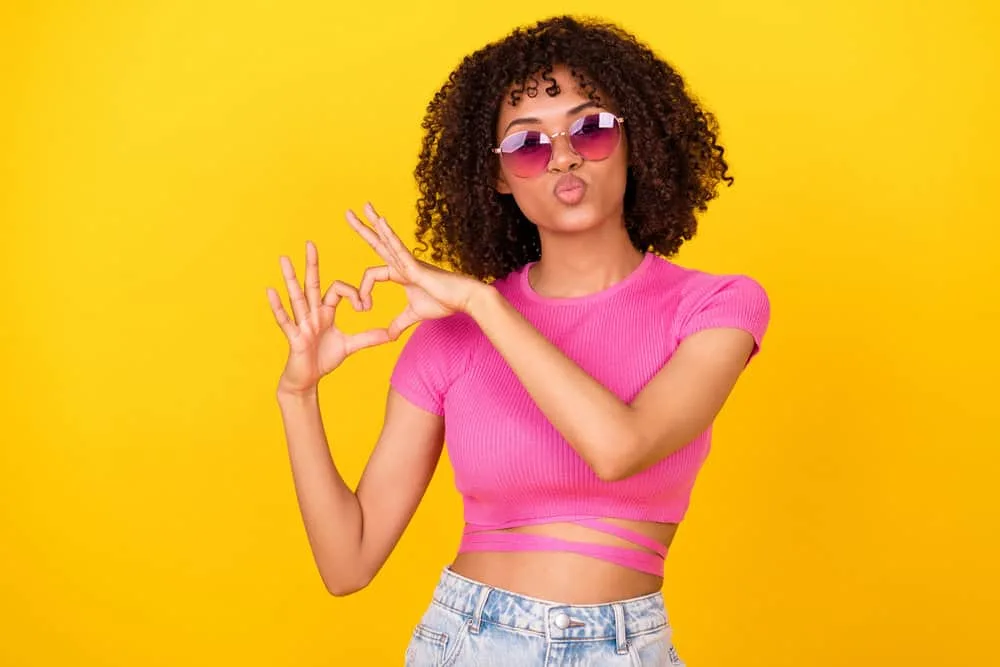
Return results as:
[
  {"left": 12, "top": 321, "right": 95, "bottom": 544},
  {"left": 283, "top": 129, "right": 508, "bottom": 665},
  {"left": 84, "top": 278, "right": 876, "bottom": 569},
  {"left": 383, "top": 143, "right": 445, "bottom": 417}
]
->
[{"left": 413, "top": 15, "right": 733, "bottom": 281}]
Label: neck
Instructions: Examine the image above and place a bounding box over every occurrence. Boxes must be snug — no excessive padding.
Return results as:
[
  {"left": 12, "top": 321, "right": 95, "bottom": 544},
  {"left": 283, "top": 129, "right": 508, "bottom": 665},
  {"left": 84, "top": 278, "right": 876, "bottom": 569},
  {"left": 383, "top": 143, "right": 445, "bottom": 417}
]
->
[{"left": 529, "top": 223, "right": 645, "bottom": 298}]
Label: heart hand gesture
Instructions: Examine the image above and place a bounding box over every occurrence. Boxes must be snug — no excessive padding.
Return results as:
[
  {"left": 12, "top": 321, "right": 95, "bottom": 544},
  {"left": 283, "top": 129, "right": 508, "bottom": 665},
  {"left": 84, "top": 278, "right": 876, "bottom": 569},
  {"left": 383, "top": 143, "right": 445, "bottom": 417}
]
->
[
  {"left": 267, "top": 241, "right": 390, "bottom": 396},
  {"left": 346, "top": 203, "right": 485, "bottom": 340}
]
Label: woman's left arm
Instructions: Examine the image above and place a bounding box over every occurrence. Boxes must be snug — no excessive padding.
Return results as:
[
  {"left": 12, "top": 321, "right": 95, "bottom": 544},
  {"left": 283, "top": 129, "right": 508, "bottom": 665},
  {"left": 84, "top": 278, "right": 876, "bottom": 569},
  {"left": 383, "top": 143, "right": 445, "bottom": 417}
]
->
[
  {"left": 465, "top": 286, "right": 757, "bottom": 481},
  {"left": 346, "top": 202, "right": 761, "bottom": 482}
]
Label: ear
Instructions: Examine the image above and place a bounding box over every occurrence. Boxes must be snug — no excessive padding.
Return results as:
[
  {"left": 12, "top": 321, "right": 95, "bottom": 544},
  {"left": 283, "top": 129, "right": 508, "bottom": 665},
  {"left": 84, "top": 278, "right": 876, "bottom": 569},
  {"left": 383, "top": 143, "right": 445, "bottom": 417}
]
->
[{"left": 495, "top": 171, "right": 513, "bottom": 194}]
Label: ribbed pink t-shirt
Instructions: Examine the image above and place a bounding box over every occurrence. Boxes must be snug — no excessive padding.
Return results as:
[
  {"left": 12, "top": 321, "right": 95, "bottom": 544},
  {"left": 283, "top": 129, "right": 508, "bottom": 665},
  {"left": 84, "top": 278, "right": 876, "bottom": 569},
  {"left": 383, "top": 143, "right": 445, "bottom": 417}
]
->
[{"left": 390, "top": 253, "right": 770, "bottom": 568}]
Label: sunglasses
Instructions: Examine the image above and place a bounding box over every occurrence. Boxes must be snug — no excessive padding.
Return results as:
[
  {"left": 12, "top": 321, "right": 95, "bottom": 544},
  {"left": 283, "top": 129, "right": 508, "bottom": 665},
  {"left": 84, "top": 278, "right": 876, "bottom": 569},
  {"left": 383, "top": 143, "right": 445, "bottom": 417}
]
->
[{"left": 491, "top": 111, "right": 625, "bottom": 178}]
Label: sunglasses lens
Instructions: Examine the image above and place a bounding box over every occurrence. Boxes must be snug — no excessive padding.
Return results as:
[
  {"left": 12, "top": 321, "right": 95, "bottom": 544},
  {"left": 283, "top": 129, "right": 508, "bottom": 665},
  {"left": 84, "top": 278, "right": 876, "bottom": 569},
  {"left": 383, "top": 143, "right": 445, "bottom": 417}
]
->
[
  {"left": 569, "top": 112, "right": 622, "bottom": 161},
  {"left": 499, "top": 131, "right": 552, "bottom": 177}
]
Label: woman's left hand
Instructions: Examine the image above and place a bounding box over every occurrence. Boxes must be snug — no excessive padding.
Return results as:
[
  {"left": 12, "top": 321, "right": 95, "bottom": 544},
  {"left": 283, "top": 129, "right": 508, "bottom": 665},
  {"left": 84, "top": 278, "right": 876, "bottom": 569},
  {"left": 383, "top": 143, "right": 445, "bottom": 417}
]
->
[{"left": 345, "top": 202, "right": 485, "bottom": 339}]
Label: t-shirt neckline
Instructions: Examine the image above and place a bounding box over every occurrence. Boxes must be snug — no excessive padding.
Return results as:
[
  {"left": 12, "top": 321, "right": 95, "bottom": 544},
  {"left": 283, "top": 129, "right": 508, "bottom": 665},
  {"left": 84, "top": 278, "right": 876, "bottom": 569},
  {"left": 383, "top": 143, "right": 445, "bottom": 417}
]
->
[{"left": 518, "top": 252, "right": 656, "bottom": 306}]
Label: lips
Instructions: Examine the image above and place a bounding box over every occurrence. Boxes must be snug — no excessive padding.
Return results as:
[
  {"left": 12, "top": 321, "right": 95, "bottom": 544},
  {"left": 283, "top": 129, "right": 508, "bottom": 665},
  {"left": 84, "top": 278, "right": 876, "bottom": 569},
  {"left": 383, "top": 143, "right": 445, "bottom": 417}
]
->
[{"left": 553, "top": 174, "right": 587, "bottom": 205}]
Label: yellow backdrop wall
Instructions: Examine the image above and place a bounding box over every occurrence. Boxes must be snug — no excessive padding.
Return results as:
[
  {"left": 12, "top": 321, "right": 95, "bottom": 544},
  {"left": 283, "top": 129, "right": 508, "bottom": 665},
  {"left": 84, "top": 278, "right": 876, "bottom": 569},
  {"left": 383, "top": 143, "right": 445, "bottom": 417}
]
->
[{"left": 2, "top": 1, "right": 997, "bottom": 665}]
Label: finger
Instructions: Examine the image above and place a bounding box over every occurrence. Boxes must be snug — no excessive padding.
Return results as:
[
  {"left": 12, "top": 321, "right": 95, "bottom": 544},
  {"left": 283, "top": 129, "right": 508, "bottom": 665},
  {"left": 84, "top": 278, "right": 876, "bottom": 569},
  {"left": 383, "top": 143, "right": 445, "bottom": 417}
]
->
[
  {"left": 387, "top": 307, "right": 421, "bottom": 341},
  {"left": 343, "top": 328, "right": 392, "bottom": 355},
  {"left": 361, "top": 205, "right": 407, "bottom": 277},
  {"left": 266, "top": 287, "right": 300, "bottom": 341},
  {"left": 363, "top": 202, "right": 398, "bottom": 256},
  {"left": 358, "top": 265, "right": 392, "bottom": 310},
  {"left": 372, "top": 211, "right": 419, "bottom": 274},
  {"left": 280, "top": 256, "right": 309, "bottom": 324},
  {"left": 321, "top": 279, "right": 364, "bottom": 311},
  {"left": 362, "top": 203, "right": 407, "bottom": 266},
  {"left": 373, "top": 218, "right": 405, "bottom": 273},
  {"left": 304, "top": 241, "right": 322, "bottom": 313},
  {"left": 346, "top": 209, "right": 392, "bottom": 261},
  {"left": 362, "top": 201, "right": 381, "bottom": 222}
]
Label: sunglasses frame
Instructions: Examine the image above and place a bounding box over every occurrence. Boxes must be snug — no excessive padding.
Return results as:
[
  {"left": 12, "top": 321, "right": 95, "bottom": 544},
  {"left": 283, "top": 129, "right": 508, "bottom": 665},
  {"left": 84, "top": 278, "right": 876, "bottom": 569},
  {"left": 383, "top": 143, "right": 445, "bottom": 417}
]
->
[{"left": 490, "top": 112, "right": 626, "bottom": 175}]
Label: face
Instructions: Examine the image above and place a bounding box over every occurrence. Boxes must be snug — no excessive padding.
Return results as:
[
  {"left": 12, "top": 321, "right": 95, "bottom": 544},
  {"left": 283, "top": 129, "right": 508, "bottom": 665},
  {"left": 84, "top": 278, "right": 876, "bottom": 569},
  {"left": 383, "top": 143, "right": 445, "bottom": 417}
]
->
[{"left": 494, "top": 64, "right": 629, "bottom": 236}]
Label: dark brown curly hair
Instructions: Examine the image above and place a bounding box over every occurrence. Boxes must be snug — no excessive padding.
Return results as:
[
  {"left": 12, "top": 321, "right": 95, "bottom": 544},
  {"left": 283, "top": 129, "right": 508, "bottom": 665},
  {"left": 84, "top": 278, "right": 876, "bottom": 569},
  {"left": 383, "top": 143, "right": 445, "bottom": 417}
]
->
[{"left": 413, "top": 15, "right": 733, "bottom": 281}]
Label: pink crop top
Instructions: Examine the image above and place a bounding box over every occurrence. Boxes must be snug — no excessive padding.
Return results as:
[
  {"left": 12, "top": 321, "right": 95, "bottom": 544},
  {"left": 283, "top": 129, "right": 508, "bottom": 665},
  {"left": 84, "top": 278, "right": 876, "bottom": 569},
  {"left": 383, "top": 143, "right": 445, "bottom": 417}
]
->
[{"left": 389, "top": 253, "right": 770, "bottom": 576}]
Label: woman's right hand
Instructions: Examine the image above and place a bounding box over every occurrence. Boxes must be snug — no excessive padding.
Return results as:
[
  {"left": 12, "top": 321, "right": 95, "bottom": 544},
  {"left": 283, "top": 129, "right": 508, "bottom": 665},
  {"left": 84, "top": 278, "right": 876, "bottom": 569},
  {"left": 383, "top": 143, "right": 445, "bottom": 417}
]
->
[{"left": 267, "top": 241, "right": 391, "bottom": 396}]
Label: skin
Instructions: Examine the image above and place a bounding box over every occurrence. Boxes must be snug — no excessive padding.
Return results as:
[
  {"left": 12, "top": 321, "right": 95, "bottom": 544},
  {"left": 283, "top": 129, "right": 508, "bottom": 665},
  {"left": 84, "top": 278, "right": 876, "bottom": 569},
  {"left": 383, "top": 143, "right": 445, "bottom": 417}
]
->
[{"left": 267, "top": 65, "right": 756, "bottom": 603}]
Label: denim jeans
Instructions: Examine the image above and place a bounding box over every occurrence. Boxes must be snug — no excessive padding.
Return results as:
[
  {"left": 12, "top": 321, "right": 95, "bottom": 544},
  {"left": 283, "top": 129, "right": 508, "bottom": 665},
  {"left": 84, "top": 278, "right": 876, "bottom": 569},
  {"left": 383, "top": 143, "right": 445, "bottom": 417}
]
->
[{"left": 405, "top": 568, "right": 686, "bottom": 666}]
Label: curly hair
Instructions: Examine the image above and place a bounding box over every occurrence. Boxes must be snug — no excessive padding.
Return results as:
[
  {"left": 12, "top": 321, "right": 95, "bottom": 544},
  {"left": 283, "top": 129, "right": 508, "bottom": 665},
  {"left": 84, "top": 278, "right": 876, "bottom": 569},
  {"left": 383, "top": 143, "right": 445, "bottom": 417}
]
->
[{"left": 413, "top": 15, "right": 733, "bottom": 281}]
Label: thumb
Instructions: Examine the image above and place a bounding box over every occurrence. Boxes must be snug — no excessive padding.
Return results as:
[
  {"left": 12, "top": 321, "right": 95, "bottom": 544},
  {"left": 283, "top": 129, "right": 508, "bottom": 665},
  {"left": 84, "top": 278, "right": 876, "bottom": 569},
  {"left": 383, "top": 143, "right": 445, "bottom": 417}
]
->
[
  {"left": 387, "top": 307, "right": 421, "bottom": 341},
  {"left": 343, "top": 327, "right": 392, "bottom": 355}
]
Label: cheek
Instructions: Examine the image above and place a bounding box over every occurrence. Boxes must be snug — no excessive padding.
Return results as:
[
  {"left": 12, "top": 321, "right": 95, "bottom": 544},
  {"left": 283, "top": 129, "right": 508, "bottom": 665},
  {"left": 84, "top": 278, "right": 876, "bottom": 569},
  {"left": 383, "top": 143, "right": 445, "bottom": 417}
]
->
[
  {"left": 505, "top": 180, "right": 552, "bottom": 223},
  {"left": 592, "top": 158, "right": 629, "bottom": 204}
]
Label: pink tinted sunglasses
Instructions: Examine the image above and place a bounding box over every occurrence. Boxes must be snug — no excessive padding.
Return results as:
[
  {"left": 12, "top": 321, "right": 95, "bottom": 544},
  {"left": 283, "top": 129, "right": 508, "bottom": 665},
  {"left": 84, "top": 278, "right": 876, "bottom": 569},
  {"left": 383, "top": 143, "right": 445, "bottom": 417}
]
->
[{"left": 491, "top": 111, "right": 625, "bottom": 178}]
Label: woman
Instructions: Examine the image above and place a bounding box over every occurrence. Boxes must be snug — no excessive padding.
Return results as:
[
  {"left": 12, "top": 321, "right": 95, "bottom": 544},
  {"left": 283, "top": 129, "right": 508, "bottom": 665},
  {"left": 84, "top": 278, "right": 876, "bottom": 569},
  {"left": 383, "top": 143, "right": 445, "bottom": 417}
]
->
[{"left": 266, "top": 15, "right": 770, "bottom": 666}]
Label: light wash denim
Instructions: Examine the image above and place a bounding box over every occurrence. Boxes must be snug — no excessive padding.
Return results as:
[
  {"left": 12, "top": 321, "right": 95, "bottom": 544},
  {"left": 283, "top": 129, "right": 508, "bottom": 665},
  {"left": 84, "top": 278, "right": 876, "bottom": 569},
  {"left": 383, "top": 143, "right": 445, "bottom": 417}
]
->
[{"left": 405, "top": 568, "right": 686, "bottom": 666}]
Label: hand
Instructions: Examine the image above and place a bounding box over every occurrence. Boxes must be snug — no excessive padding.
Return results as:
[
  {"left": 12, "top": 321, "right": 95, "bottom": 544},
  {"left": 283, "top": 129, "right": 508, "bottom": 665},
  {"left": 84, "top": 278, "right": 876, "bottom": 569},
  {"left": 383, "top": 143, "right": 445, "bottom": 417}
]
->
[
  {"left": 267, "top": 241, "right": 391, "bottom": 396},
  {"left": 345, "top": 202, "right": 485, "bottom": 339}
]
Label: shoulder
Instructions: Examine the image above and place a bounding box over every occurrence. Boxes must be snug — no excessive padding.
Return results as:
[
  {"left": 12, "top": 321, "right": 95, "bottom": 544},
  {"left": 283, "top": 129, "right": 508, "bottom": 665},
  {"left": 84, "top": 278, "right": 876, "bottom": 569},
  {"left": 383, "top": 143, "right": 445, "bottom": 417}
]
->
[
  {"left": 642, "top": 257, "right": 770, "bottom": 352},
  {"left": 404, "top": 311, "right": 479, "bottom": 351},
  {"left": 390, "top": 312, "right": 479, "bottom": 415},
  {"left": 645, "top": 255, "right": 769, "bottom": 310}
]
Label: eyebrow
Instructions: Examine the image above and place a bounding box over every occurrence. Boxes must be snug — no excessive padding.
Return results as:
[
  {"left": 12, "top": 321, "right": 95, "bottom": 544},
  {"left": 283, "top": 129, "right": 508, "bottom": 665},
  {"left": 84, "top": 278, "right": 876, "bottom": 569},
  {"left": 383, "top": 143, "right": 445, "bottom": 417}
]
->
[{"left": 502, "top": 100, "right": 602, "bottom": 135}]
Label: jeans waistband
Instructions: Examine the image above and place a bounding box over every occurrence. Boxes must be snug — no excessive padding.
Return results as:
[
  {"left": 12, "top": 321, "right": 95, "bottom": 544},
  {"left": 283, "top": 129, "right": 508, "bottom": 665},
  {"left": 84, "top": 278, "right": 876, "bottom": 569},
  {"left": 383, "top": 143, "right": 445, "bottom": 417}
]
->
[{"left": 430, "top": 567, "right": 669, "bottom": 642}]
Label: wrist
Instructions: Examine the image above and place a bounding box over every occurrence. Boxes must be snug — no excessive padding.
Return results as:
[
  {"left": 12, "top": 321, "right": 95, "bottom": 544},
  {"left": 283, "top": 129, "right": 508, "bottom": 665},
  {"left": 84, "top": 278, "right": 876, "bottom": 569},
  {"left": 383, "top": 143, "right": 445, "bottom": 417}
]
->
[
  {"left": 276, "top": 381, "right": 318, "bottom": 405},
  {"left": 463, "top": 282, "right": 501, "bottom": 319}
]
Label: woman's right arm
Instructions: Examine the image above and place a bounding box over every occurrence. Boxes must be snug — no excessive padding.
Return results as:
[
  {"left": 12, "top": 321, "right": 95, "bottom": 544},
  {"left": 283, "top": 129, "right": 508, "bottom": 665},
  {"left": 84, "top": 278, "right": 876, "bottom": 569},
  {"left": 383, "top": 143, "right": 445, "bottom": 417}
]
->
[
  {"left": 267, "top": 240, "right": 451, "bottom": 597},
  {"left": 278, "top": 385, "right": 444, "bottom": 596}
]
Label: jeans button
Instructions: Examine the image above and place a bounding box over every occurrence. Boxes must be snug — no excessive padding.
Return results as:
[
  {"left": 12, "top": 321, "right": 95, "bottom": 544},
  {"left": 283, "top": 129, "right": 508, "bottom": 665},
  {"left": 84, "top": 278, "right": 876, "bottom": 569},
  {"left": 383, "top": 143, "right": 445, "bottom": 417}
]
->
[{"left": 553, "top": 612, "right": 571, "bottom": 629}]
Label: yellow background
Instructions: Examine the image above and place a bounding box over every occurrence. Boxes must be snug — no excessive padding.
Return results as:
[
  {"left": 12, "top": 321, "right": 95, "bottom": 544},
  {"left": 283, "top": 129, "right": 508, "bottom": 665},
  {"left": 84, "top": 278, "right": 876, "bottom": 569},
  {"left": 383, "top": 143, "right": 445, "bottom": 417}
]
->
[{"left": 2, "top": 1, "right": 997, "bottom": 665}]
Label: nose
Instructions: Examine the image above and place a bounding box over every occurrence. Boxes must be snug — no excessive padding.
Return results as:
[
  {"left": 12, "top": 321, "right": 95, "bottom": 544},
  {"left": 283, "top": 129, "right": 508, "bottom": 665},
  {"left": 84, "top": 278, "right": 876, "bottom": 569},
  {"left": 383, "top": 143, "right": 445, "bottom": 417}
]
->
[{"left": 547, "top": 131, "right": 582, "bottom": 173}]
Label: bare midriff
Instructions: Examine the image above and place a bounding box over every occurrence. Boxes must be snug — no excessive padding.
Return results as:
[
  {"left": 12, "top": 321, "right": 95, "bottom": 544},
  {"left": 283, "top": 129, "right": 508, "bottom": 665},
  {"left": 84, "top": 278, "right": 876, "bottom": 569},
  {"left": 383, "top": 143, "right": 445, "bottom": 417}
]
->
[{"left": 449, "top": 518, "right": 679, "bottom": 604}]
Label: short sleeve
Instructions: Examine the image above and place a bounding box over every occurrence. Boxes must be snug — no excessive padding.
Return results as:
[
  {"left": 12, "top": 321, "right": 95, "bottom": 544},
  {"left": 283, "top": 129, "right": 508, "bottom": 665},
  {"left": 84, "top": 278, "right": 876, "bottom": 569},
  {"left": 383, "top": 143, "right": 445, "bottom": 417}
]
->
[
  {"left": 389, "top": 315, "right": 473, "bottom": 416},
  {"left": 675, "top": 275, "right": 771, "bottom": 362}
]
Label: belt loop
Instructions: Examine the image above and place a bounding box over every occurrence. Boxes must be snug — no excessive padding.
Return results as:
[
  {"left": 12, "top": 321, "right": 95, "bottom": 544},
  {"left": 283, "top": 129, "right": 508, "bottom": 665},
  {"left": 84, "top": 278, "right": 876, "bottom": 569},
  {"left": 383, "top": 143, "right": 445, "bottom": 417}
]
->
[
  {"left": 469, "top": 585, "right": 492, "bottom": 635},
  {"left": 613, "top": 603, "right": 628, "bottom": 654}
]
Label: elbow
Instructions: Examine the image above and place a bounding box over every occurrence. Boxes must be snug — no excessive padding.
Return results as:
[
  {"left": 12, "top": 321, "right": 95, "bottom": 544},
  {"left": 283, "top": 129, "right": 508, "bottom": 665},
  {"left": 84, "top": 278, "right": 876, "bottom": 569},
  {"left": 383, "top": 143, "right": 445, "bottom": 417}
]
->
[
  {"left": 322, "top": 569, "right": 373, "bottom": 598},
  {"left": 589, "top": 431, "right": 654, "bottom": 482},
  {"left": 324, "top": 577, "right": 369, "bottom": 597},
  {"left": 590, "top": 449, "right": 642, "bottom": 483},
  {"left": 325, "top": 582, "right": 362, "bottom": 597},
  {"left": 592, "top": 460, "right": 638, "bottom": 483},
  {"left": 593, "top": 433, "right": 697, "bottom": 482}
]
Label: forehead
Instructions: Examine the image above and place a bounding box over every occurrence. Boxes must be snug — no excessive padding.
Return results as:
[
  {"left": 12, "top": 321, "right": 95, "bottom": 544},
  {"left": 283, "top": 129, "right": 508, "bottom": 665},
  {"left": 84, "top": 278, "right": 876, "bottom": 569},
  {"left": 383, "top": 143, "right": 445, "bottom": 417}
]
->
[{"left": 496, "top": 65, "right": 606, "bottom": 126}]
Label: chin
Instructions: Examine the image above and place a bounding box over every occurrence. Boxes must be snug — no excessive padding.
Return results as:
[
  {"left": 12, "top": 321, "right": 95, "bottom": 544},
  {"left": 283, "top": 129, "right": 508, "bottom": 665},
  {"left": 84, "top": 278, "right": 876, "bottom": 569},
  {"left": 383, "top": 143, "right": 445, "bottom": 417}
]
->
[{"left": 539, "top": 204, "right": 616, "bottom": 235}]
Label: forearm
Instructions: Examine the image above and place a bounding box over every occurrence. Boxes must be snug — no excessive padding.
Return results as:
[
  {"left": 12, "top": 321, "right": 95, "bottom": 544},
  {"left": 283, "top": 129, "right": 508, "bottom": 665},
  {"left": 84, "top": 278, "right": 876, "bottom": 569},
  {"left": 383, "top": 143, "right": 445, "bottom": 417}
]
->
[
  {"left": 466, "top": 286, "right": 638, "bottom": 480},
  {"left": 277, "top": 388, "right": 367, "bottom": 595}
]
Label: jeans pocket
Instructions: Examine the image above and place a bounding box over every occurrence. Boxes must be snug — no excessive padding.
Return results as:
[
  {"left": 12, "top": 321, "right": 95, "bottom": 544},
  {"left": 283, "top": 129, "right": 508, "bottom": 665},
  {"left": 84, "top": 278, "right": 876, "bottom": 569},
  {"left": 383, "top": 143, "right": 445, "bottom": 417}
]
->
[
  {"left": 628, "top": 625, "right": 685, "bottom": 667},
  {"left": 405, "top": 603, "right": 472, "bottom": 667},
  {"left": 405, "top": 624, "right": 449, "bottom": 667}
]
